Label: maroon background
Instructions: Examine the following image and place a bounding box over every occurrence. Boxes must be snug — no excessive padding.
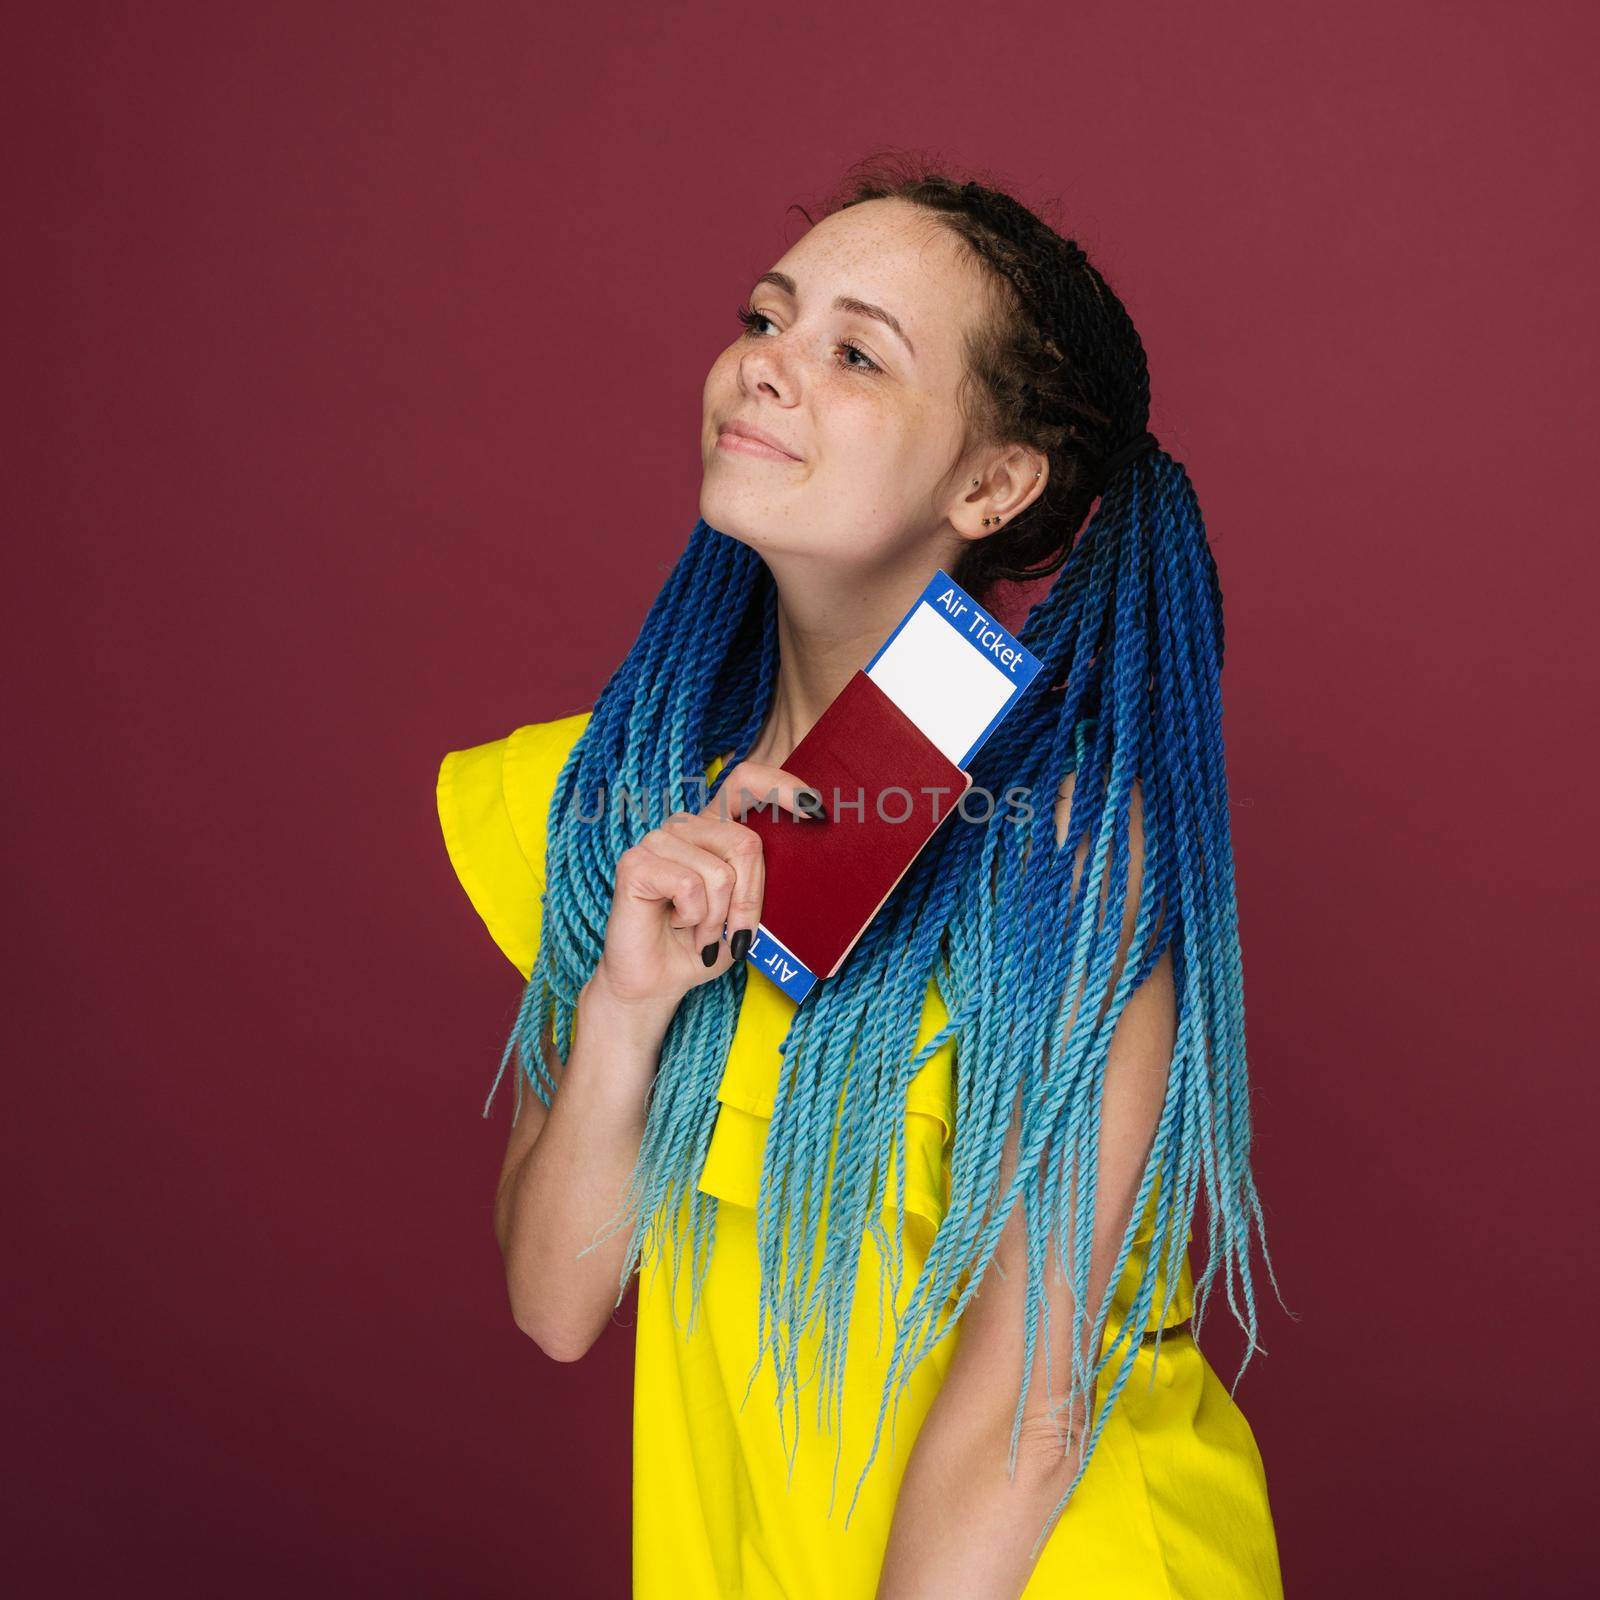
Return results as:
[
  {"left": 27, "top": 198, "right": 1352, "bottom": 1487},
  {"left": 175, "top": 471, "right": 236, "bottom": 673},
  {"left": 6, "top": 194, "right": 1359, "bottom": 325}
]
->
[{"left": 5, "top": 3, "right": 1595, "bottom": 1595}]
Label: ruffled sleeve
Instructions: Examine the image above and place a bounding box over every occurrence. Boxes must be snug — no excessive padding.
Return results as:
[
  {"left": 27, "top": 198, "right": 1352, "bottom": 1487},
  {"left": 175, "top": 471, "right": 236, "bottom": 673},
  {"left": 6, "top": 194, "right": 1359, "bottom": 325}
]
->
[{"left": 435, "top": 711, "right": 592, "bottom": 979}]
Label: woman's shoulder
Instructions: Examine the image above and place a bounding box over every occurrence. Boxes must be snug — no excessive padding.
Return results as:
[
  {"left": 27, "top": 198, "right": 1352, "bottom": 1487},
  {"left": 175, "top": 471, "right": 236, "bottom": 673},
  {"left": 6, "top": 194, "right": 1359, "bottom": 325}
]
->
[{"left": 435, "top": 707, "right": 592, "bottom": 976}]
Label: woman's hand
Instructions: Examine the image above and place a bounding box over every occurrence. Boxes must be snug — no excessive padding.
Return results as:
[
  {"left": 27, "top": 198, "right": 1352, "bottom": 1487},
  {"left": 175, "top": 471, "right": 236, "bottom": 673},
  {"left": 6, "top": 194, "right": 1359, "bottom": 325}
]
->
[{"left": 586, "top": 758, "right": 827, "bottom": 1014}]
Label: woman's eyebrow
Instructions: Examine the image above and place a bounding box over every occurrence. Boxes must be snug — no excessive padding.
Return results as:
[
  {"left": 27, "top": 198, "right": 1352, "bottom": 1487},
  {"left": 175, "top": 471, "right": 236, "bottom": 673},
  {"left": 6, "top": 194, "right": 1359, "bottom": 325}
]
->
[{"left": 751, "top": 270, "right": 916, "bottom": 359}]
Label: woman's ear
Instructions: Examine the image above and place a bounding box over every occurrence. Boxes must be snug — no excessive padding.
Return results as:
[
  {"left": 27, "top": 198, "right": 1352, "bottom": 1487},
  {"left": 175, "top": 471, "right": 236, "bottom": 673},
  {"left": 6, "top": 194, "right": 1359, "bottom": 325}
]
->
[{"left": 950, "top": 448, "right": 1048, "bottom": 540}]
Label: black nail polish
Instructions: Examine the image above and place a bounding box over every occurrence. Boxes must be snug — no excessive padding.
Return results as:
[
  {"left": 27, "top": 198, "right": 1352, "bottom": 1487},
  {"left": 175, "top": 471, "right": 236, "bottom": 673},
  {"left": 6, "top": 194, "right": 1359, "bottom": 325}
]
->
[
  {"left": 701, "top": 942, "right": 719, "bottom": 967},
  {"left": 797, "top": 790, "right": 828, "bottom": 821},
  {"left": 729, "top": 928, "right": 752, "bottom": 963}
]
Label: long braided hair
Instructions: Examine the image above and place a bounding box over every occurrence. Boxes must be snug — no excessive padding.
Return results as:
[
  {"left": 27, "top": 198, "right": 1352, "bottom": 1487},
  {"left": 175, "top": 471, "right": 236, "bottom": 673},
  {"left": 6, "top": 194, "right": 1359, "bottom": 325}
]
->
[{"left": 482, "top": 157, "right": 1283, "bottom": 1546}]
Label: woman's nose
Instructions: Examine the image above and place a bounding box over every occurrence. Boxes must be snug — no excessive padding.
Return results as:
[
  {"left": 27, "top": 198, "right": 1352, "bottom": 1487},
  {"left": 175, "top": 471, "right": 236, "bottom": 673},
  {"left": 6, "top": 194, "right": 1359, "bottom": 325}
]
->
[{"left": 738, "top": 339, "right": 795, "bottom": 402}]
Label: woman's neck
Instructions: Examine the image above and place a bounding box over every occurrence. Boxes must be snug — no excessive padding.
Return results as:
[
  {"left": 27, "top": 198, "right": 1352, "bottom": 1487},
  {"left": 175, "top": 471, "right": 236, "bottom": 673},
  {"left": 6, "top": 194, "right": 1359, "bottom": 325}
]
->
[{"left": 742, "top": 560, "right": 941, "bottom": 768}]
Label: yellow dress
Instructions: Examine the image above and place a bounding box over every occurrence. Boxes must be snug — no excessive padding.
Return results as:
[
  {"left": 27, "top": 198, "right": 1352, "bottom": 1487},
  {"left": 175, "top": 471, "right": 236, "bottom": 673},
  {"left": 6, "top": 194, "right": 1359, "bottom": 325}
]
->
[{"left": 438, "top": 710, "right": 1284, "bottom": 1599}]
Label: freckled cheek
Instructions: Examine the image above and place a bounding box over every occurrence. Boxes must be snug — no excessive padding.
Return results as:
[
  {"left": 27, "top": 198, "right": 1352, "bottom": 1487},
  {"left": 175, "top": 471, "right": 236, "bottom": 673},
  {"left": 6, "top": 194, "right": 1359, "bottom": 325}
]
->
[
  {"left": 818, "top": 376, "right": 906, "bottom": 434},
  {"left": 705, "top": 344, "right": 753, "bottom": 393},
  {"left": 704, "top": 348, "right": 741, "bottom": 394},
  {"left": 701, "top": 363, "right": 743, "bottom": 436}
]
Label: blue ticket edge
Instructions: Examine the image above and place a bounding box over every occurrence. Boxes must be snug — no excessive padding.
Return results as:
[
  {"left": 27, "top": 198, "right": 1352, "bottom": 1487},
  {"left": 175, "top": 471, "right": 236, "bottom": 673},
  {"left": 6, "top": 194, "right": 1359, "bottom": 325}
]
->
[
  {"left": 863, "top": 568, "right": 1044, "bottom": 768},
  {"left": 746, "top": 924, "right": 817, "bottom": 1003}
]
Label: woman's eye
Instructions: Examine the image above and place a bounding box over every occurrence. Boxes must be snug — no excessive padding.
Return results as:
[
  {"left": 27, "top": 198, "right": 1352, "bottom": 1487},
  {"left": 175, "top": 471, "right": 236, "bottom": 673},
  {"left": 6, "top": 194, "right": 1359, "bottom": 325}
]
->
[
  {"left": 733, "top": 303, "right": 881, "bottom": 374},
  {"left": 837, "top": 338, "right": 881, "bottom": 374}
]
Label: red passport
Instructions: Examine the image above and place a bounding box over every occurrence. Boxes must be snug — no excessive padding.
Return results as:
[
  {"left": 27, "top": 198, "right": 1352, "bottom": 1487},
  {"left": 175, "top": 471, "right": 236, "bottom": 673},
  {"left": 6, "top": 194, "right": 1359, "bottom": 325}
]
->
[{"left": 736, "top": 669, "right": 971, "bottom": 988}]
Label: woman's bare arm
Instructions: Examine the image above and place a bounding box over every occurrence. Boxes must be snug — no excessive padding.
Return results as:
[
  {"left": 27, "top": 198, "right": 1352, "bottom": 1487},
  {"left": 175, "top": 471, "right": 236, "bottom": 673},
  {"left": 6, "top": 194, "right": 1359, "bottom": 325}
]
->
[
  {"left": 877, "top": 776, "right": 1174, "bottom": 1599},
  {"left": 493, "top": 971, "right": 678, "bottom": 1361}
]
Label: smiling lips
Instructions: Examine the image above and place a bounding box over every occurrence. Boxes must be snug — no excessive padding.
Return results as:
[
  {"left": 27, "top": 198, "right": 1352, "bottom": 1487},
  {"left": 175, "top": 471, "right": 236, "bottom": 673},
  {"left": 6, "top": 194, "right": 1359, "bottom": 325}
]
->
[{"left": 717, "top": 420, "right": 802, "bottom": 462}]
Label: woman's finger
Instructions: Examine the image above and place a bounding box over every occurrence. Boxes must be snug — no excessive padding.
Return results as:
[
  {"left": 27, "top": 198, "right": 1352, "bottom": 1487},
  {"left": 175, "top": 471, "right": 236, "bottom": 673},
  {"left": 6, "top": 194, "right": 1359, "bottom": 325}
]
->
[
  {"left": 614, "top": 841, "right": 711, "bottom": 936},
  {"left": 636, "top": 821, "right": 751, "bottom": 967},
  {"left": 657, "top": 810, "right": 767, "bottom": 961},
  {"left": 705, "top": 759, "right": 829, "bottom": 825}
]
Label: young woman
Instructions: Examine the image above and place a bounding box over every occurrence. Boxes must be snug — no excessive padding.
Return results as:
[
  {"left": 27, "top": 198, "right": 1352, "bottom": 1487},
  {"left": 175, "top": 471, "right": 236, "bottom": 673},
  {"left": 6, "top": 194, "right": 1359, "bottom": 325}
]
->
[{"left": 437, "top": 162, "right": 1285, "bottom": 1598}]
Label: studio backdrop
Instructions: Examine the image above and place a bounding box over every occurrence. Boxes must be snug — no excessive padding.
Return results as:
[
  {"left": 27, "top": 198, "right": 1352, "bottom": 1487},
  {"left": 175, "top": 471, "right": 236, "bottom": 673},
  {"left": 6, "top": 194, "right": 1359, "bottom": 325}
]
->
[{"left": 4, "top": 3, "right": 1594, "bottom": 1595}]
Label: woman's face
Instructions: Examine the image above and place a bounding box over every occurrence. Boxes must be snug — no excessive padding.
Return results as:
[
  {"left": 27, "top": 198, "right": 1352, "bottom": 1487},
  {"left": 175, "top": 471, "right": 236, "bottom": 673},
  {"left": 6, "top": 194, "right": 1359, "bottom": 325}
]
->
[{"left": 700, "top": 198, "right": 999, "bottom": 577}]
